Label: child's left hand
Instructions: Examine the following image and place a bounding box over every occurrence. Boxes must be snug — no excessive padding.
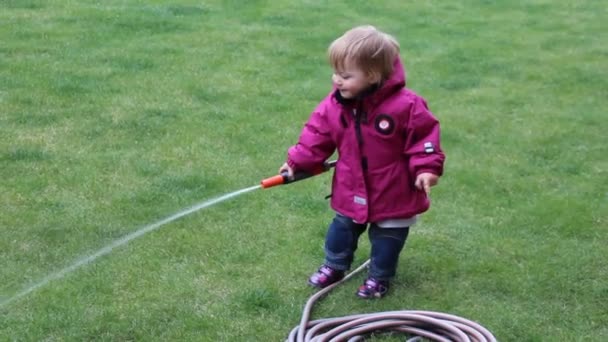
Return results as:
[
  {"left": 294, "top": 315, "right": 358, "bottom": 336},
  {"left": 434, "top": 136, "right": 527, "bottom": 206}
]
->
[{"left": 415, "top": 172, "right": 439, "bottom": 195}]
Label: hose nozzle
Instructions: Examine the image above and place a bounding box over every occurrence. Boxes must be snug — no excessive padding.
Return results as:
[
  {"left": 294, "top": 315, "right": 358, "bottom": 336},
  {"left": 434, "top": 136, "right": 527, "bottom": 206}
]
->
[{"left": 261, "top": 160, "right": 336, "bottom": 189}]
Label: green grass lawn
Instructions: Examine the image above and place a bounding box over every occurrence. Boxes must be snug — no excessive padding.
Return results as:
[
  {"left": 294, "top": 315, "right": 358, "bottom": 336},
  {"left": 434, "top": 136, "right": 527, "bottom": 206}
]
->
[{"left": 1, "top": 0, "right": 606, "bottom": 340}]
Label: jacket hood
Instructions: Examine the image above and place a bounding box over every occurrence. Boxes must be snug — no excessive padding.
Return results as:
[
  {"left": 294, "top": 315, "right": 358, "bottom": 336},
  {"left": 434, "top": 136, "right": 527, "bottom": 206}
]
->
[{"left": 372, "top": 55, "right": 407, "bottom": 102}]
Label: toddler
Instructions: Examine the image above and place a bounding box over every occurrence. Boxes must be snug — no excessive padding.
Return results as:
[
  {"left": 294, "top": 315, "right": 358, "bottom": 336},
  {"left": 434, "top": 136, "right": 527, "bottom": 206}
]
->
[{"left": 279, "top": 25, "right": 445, "bottom": 298}]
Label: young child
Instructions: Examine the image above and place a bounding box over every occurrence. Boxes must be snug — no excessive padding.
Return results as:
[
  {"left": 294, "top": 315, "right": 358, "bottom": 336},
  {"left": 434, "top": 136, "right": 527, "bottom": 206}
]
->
[{"left": 279, "top": 25, "right": 445, "bottom": 298}]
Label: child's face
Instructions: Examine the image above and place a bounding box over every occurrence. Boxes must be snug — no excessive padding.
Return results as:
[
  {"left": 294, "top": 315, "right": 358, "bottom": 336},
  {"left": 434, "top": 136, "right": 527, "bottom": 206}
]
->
[{"left": 332, "top": 62, "right": 377, "bottom": 99}]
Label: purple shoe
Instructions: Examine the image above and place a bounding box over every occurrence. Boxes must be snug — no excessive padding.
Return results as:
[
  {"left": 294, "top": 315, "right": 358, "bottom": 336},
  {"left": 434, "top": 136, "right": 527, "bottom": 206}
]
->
[
  {"left": 308, "top": 265, "right": 344, "bottom": 288},
  {"left": 356, "top": 277, "right": 389, "bottom": 299}
]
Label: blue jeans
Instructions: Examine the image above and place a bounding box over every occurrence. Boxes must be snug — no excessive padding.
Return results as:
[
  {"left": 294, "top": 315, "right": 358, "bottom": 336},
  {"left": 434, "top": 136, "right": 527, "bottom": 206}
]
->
[{"left": 323, "top": 214, "right": 410, "bottom": 281}]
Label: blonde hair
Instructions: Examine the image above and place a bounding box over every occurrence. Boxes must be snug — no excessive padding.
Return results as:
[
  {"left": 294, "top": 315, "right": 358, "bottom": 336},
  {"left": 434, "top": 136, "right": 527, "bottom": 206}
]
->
[{"left": 328, "top": 25, "right": 400, "bottom": 82}]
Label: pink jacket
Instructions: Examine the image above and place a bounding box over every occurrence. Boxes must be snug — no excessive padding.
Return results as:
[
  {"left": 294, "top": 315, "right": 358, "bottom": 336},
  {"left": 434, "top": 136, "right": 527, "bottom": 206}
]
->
[{"left": 287, "top": 57, "right": 445, "bottom": 223}]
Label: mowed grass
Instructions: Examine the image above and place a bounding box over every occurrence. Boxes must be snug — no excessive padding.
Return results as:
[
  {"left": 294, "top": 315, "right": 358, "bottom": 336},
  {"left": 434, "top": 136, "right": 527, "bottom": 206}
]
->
[{"left": 1, "top": 0, "right": 607, "bottom": 340}]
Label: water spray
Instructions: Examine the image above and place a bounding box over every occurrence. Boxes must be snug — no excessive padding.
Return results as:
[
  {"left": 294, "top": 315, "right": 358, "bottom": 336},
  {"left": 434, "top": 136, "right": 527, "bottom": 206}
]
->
[{"left": 0, "top": 162, "right": 335, "bottom": 309}]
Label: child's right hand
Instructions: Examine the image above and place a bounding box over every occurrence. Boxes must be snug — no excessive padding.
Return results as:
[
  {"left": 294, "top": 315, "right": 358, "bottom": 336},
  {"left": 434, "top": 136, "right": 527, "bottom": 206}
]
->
[
  {"left": 415, "top": 172, "right": 439, "bottom": 195},
  {"left": 279, "top": 163, "right": 294, "bottom": 180}
]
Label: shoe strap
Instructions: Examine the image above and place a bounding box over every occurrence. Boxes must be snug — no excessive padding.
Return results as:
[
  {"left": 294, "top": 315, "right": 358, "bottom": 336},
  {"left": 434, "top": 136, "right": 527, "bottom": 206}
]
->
[
  {"left": 365, "top": 278, "right": 384, "bottom": 289},
  {"left": 319, "top": 266, "right": 334, "bottom": 277}
]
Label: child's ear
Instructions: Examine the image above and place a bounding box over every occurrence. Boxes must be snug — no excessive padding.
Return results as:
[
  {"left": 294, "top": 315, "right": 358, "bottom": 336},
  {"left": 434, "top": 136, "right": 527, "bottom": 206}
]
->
[{"left": 367, "top": 71, "right": 381, "bottom": 84}]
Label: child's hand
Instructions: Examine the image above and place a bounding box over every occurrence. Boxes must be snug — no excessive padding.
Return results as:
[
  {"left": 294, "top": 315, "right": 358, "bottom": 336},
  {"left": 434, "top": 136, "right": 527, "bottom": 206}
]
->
[
  {"left": 415, "top": 172, "right": 438, "bottom": 195},
  {"left": 279, "top": 163, "right": 294, "bottom": 180}
]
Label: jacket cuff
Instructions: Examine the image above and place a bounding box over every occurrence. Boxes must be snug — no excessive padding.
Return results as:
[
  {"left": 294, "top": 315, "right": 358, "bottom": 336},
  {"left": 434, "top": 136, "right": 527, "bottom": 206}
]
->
[
  {"left": 416, "top": 168, "right": 442, "bottom": 177},
  {"left": 287, "top": 158, "right": 298, "bottom": 171}
]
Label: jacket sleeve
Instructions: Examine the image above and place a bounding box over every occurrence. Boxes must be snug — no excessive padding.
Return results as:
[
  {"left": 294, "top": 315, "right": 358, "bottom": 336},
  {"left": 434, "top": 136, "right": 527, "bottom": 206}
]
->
[
  {"left": 404, "top": 96, "right": 445, "bottom": 177},
  {"left": 287, "top": 102, "right": 336, "bottom": 172}
]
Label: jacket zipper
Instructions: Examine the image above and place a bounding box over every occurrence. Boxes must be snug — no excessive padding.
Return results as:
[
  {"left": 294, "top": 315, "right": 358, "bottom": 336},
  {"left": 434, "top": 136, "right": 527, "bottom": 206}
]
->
[{"left": 353, "top": 104, "right": 368, "bottom": 173}]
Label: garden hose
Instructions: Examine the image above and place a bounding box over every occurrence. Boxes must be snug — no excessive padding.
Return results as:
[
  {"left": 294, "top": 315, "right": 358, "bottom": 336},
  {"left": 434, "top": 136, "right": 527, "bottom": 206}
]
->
[
  {"left": 261, "top": 163, "right": 497, "bottom": 341},
  {"left": 286, "top": 260, "right": 498, "bottom": 342}
]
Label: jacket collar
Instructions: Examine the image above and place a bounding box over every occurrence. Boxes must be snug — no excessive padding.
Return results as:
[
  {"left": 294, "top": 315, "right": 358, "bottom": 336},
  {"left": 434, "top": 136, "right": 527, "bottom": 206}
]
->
[{"left": 333, "top": 83, "right": 379, "bottom": 107}]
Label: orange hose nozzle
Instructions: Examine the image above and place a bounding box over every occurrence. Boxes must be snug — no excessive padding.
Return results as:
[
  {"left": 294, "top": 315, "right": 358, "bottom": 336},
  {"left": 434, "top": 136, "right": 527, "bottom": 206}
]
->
[{"left": 261, "top": 174, "right": 287, "bottom": 188}]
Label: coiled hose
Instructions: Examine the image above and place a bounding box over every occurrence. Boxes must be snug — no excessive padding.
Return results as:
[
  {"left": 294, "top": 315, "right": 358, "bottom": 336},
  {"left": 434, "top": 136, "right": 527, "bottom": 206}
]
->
[{"left": 286, "top": 260, "right": 498, "bottom": 342}]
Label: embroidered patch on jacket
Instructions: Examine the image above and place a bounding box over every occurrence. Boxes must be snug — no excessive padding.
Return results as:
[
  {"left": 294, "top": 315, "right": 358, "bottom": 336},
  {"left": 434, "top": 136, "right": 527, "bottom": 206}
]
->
[
  {"left": 374, "top": 114, "right": 395, "bottom": 135},
  {"left": 424, "top": 142, "right": 435, "bottom": 153}
]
